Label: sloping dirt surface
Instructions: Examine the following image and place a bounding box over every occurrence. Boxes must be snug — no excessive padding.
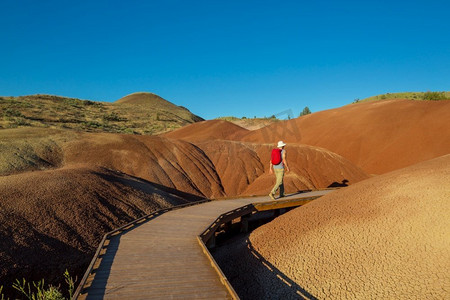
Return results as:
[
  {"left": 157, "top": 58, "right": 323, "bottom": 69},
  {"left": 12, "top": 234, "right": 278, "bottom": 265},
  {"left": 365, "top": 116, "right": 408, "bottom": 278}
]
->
[
  {"left": 238, "top": 99, "right": 450, "bottom": 174},
  {"left": 214, "top": 155, "right": 450, "bottom": 299},
  {"left": 195, "top": 140, "right": 368, "bottom": 197},
  {"left": 62, "top": 132, "right": 226, "bottom": 199},
  {"left": 162, "top": 119, "right": 249, "bottom": 142},
  {"left": 0, "top": 165, "right": 201, "bottom": 296}
]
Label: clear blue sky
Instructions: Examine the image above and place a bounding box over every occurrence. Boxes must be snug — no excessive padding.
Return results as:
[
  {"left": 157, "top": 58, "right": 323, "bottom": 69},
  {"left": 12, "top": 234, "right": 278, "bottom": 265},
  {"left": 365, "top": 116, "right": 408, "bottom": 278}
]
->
[{"left": 1, "top": 0, "right": 449, "bottom": 119}]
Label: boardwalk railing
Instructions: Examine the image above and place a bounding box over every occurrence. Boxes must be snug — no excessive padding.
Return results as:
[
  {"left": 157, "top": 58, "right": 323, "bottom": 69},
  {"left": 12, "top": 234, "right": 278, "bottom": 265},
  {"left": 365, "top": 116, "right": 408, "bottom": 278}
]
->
[
  {"left": 195, "top": 196, "right": 322, "bottom": 299},
  {"left": 74, "top": 193, "right": 325, "bottom": 299},
  {"left": 72, "top": 199, "right": 210, "bottom": 299},
  {"left": 198, "top": 196, "right": 320, "bottom": 245}
]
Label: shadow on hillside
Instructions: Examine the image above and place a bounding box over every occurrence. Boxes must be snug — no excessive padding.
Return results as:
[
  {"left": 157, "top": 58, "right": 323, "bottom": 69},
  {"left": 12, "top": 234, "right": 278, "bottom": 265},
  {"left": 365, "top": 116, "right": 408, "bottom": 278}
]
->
[
  {"left": 94, "top": 168, "right": 205, "bottom": 203},
  {"left": 213, "top": 236, "right": 317, "bottom": 300},
  {"left": 245, "top": 239, "right": 317, "bottom": 299},
  {"left": 0, "top": 212, "right": 88, "bottom": 298},
  {"left": 327, "top": 179, "right": 349, "bottom": 188}
]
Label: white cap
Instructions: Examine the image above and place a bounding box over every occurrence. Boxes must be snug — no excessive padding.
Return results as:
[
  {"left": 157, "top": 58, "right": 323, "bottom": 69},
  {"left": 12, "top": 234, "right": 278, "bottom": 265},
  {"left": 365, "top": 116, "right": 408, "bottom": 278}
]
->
[{"left": 277, "top": 141, "right": 286, "bottom": 148}]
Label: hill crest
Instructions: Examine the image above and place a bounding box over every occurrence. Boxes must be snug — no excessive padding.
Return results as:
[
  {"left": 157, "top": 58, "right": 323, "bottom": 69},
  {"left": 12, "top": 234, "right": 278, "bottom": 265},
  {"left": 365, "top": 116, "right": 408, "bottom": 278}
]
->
[
  {"left": 236, "top": 99, "right": 450, "bottom": 174},
  {"left": 0, "top": 93, "right": 203, "bottom": 135},
  {"left": 115, "top": 92, "right": 173, "bottom": 106}
]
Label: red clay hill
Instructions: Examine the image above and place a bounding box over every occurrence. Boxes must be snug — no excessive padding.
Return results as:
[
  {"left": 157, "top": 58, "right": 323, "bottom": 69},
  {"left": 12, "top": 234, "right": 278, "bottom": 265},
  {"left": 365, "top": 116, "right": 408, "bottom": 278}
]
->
[
  {"left": 214, "top": 154, "right": 450, "bottom": 299},
  {"left": 193, "top": 140, "right": 367, "bottom": 196},
  {"left": 164, "top": 99, "right": 450, "bottom": 174},
  {"left": 236, "top": 99, "right": 450, "bottom": 174}
]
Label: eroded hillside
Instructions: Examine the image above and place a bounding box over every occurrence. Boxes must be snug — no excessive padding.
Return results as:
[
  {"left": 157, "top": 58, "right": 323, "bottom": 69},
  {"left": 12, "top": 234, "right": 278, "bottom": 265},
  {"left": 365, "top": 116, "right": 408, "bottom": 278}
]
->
[
  {"left": 236, "top": 99, "right": 450, "bottom": 174},
  {"left": 214, "top": 154, "right": 450, "bottom": 299}
]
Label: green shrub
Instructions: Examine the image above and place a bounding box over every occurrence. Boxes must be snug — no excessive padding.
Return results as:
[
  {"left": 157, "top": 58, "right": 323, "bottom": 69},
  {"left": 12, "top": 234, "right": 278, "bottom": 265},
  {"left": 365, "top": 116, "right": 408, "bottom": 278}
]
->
[
  {"left": 84, "top": 120, "right": 102, "bottom": 128},
  {"left": 12, "top": 278, "right": 63, "bottom": 300},
  {"left": 423, "top": 91, "right": 446, "bottom": 100},
  {"left": 9, "top": 270, "right": 75, "bottom": 300},
  {"left": 83, "top": 100, "right": 95, "bottom": 106},
  {"left": 63, "top": 269, "right": 75, "bottom": 299},
  {"left": 3, "top": 108, "right": 24, "bottom": 117},
  {"left": 14, "top": 117, "right": 31, "bottom": 126},
  {"left": 103, "top": 112, "right": 125, "bottom": 122},
  {"left": 299, "top": 106, "right": 311, "bottom": 116},
  {"left": 124, "top": 128, "right": 137, "bottom": 134}
]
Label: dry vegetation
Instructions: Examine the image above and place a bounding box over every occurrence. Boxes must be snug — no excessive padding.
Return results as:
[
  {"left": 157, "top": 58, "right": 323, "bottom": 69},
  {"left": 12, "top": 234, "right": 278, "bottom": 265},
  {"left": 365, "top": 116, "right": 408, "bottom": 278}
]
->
[
  {"left": 0, "top": 93, "right": 203, "bottom": 135},
  {"left": 354, "top": 91, "right": 450, "bottom": 103}
]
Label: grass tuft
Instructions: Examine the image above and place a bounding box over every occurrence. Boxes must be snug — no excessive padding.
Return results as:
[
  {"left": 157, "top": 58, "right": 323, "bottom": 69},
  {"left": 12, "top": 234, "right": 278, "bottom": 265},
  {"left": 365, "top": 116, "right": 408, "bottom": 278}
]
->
[{"left": 1, "top": 270, "right": 76, "bottom": 300}]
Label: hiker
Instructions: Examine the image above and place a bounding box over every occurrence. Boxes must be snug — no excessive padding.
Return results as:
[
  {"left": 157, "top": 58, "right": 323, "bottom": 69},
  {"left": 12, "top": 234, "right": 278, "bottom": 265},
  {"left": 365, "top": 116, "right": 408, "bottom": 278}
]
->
[{"left": 269, "top": 141, "right": 290, "bottom": 200}]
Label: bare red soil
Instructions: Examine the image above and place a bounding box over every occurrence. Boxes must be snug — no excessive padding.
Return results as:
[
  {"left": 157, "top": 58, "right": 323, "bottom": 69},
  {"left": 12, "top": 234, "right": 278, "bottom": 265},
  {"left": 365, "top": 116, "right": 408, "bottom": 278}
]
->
[
  {"left": 237, "top": 99, "right": 450, "bottom": 174},
  {"left": 194, "top": 141, "right": 367, "bottom": 197},
  {"left": 62, "top": 132, "right": 226, "bottom": 199},
  {"left": 214, "top": 155, "right": 450, "bottom": 299},
  {"left": 0, "top": 165, "right": 201, "bottom": 295}
]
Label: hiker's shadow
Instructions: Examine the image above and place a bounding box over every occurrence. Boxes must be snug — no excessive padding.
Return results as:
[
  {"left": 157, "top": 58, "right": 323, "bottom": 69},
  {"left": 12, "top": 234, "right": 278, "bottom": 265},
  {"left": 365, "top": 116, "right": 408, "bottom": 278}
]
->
[{"left": 327, "top": 179, "right": 349, "bottom": 188}]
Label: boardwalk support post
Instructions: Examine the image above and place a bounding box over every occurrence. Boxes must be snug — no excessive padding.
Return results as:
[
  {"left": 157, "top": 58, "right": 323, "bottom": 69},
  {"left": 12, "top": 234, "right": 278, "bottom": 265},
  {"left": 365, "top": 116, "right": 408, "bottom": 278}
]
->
[
  {"left": 240, "top": 214, "right": 251, "bottom": 233},
  {"left": 207, "top": 233, "right": 216, "bottom": 248}
]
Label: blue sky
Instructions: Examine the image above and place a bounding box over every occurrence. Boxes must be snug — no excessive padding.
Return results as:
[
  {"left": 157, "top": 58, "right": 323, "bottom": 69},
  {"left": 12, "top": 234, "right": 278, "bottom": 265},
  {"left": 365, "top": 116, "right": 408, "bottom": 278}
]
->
[{"left": 1, "top": 0, "right": 449, "bottom": 119}]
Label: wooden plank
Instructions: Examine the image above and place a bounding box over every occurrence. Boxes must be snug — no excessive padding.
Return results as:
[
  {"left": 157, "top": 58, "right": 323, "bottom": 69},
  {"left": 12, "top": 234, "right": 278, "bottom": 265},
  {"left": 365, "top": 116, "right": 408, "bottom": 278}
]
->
[
  {"left": 254, "top": 197, "right": 319, "bottom": 211},
  {"left": 78, "top": 190, "right": 333, "bottom": 299}
]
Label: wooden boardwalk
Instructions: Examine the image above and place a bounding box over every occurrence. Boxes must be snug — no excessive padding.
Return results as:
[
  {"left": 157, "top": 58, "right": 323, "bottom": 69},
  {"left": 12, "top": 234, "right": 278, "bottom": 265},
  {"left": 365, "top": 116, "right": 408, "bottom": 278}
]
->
[{"left": 76, "top": 190, "right": 332, "bottom": 299}]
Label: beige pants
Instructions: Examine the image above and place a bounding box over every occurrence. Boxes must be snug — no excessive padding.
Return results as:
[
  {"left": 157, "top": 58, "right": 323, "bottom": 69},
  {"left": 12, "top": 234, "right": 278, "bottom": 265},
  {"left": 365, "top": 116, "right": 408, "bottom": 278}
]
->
[{"left": 271, "top": 169, "right": 285, "bottom": 196}]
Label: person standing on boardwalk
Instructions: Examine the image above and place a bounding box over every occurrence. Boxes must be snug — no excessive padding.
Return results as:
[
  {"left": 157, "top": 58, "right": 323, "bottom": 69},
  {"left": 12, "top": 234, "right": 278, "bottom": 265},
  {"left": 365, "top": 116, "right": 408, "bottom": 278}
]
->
[{"left": 269, "top": 141, "right": 290, "bottom": 200}]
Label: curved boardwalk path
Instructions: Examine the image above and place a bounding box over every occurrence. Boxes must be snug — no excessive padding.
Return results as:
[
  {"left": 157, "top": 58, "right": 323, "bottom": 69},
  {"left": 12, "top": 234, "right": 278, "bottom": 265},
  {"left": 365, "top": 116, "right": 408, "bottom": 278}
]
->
[{"left": 77, "top": 190, "right": 332, "bottom": 299}]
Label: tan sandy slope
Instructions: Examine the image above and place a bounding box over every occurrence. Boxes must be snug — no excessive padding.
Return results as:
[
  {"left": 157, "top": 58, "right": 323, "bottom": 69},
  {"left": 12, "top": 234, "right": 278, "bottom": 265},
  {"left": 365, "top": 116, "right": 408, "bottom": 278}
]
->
[
  {"left": 237, "top": 99, "right": 450, "bottom": 174},
  {"left": 162, "top": 119, "right": 249, "bottom": 142},
  {"left": 246, "top": 155, "right": 450, "bottom": 299}
]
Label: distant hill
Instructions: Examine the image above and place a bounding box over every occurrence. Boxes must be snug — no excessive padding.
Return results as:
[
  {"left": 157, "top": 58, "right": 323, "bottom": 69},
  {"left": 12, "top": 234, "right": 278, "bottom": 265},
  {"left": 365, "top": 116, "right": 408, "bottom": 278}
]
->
[
  {"left": 237, "top": 98, "right": 450, "bottom": 174},
  {"left": 162, "top": 119, "right": 249, "bottom": 142},
  {"left": 216, "top": 116, "right": 280, "bottom": 130},
  {"left": 0, "top": 93, "right": 203, "bottom": 135}
]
